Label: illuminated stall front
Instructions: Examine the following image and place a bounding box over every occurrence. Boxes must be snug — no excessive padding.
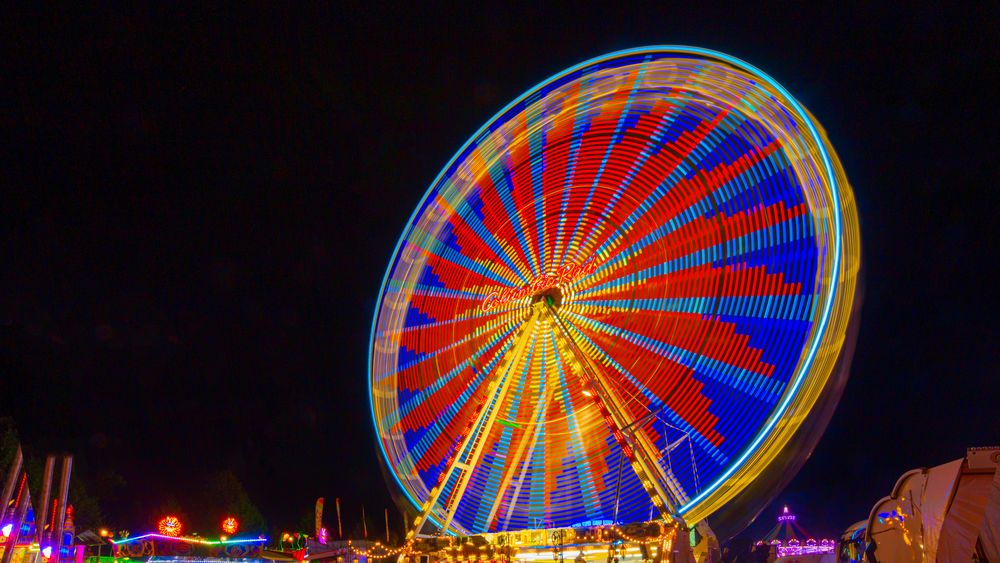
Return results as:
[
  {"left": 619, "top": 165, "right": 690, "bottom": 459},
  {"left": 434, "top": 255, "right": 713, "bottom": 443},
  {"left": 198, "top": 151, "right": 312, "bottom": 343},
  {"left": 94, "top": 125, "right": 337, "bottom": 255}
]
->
[{"left": 110, "top": 533, "right": 267, "bottom": 563}]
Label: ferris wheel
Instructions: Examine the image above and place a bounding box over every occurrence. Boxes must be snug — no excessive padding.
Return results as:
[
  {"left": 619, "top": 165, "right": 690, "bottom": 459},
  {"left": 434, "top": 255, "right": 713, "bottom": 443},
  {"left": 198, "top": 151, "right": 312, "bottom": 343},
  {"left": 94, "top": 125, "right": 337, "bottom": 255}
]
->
[{"left": 369, "top": 46, "right": 860, "bottom": 539}]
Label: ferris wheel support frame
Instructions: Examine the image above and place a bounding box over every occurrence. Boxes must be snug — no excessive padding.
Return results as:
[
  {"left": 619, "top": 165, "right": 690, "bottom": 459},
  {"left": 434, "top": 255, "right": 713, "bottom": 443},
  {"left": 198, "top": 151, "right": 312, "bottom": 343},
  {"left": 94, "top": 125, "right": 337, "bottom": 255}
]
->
[
  {"left": 546, "top": 305, "right": 681, "bottom": 517},
  {"left": 403, "top": 297, "right": 718, "bottom": 548}
]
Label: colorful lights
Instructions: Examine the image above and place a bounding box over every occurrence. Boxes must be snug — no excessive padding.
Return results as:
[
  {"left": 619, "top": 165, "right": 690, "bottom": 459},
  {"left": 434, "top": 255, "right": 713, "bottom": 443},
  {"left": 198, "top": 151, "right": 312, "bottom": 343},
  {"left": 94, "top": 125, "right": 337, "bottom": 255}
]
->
[
  {"left": 777, "top": 506, "right": 796, "bottom": 522},
  {"left": 370, "top": 46, "right": 860, "bottom": 534},
  {"left": 157, "top": 516, "right": 183, "bottom": 537},
  {"left": 776, "top": 539, "right": 835, "bottom": 558},
  {"left": 110, "top": 533, "right": 267, "bottom": 545},
  {"left": 338, "top": 521, "right": 675, "bottom": 560},
  {"left": 1, "top": 523, "right": 11, "bottom": 538},
  {"left": 481, "top": 258, "right": 596, "bottom": 311},
  {"left": 878, "top": 509, "right": 906, "bottom": 524},
  {"left": 221, "top": 516, "right": 239, "bottom": 535},
  {"left": 41, "top": 546, "right": 52, "bottom": 559}
]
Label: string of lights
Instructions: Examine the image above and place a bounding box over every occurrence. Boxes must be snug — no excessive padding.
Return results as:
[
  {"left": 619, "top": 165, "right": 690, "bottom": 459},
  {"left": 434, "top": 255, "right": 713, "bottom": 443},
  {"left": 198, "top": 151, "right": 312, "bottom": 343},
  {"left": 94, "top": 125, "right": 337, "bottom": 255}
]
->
[
  {"left": 340, "top": 520, "right": 677, "bottom": 559},
  {"left": 109, "top": 533, "right": 267, "bottom": 546}
]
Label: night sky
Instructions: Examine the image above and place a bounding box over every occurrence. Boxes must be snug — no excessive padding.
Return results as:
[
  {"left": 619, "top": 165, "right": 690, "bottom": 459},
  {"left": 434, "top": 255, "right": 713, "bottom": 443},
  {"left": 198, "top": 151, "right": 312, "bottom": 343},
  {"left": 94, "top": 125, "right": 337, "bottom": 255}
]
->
[{"left": 3, "top": 4, "right": 997, "bottom": 541}]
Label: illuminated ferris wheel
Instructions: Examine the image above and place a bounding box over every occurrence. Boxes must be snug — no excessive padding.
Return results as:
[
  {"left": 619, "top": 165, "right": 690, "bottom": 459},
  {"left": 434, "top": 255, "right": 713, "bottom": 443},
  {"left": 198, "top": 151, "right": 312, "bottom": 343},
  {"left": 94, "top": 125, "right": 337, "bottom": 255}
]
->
[{"left": 369, "top": 46, "right": 860, "bottom": 539}]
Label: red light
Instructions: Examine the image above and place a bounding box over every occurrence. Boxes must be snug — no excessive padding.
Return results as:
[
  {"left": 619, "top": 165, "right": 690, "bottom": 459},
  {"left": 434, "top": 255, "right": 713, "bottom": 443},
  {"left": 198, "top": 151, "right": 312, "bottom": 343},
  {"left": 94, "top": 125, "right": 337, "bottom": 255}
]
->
[
  {"left": 222, "top": 517, "right": 239, "bottom": 535},
  {"left": 158, "top": 516, "right": 183, "bottom": 537}
]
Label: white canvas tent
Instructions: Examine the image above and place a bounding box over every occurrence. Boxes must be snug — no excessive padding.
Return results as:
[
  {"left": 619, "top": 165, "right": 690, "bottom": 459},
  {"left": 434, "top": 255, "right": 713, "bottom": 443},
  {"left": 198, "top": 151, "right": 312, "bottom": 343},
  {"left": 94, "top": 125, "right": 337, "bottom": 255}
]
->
[{"left": 862, "top": 447, "right": 999, "bottom": 561}]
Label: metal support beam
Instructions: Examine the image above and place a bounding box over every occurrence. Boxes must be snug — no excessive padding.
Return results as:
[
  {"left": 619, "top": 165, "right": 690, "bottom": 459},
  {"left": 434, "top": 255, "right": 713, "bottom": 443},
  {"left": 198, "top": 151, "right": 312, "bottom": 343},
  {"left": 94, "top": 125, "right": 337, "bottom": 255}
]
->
[
  {"left": 51, "top": 456, "right": 73, "bottom": 560},
  {"left": 547, "top": 306, "right": 682, "bottom": 520},
  {"left": 32, "top": 456, "right": 56, "bottom": 563},
  {"left": 0, "top": 446, "right": 23, "bottom": 525},
  {"left": 406, "top": 306, "right": 541, "bottom": 539},
  {"left": 483, "top": 318, "right": 560, "bottom": 530},
  {"left": 0, "top": 474, "right": 30, "bottom": 563},
  {"left": 437, "top": 305, "right": 542, "bottom": 533}
]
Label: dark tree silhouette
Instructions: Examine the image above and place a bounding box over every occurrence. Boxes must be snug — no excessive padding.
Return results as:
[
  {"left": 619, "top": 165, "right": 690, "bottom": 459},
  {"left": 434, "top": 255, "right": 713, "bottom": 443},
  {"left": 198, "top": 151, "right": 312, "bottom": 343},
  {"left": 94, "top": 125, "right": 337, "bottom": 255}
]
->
[{"left": 205, "top": 470, "right": 267, "bottom": 534}]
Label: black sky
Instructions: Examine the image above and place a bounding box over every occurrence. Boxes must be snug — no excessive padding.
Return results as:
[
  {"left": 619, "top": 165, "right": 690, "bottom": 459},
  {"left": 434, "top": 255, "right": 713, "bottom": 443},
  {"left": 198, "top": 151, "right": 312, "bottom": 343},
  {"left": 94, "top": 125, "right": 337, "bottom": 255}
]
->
[{"left": 2, "top": 3, "right": 998, "bottom": 541}]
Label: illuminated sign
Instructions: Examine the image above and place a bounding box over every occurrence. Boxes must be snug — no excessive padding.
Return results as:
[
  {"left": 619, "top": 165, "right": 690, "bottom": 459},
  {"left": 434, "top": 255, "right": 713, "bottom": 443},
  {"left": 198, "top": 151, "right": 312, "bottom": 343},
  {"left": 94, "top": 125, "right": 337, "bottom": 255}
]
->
[
  {"left": 778, "top": 506, "right": 796, "bottom": 522},
  {"left": 481, "top": 258, "right": 597, "bottom": 311}
]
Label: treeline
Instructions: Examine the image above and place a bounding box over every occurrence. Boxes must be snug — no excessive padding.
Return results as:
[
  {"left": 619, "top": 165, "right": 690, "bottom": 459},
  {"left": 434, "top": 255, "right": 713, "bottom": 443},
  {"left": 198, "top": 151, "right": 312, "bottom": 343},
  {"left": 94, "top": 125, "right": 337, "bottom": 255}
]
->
[{"left": 0, "top": 418, "right": 267, "bottom": 536}]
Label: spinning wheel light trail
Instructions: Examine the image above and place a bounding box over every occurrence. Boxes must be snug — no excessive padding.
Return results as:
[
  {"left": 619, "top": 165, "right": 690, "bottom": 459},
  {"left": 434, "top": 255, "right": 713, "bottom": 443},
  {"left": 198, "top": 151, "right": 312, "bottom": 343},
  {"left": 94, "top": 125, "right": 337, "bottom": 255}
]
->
[{"left": 370, "top": 46, "right": 861, "bottom": 538}]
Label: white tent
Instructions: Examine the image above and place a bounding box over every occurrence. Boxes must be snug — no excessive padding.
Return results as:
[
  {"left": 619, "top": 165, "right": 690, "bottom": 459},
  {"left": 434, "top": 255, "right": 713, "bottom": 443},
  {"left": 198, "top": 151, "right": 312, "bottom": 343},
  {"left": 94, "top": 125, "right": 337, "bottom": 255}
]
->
[
  {"left": 981, "top": 462, "right": 1000, "bottom": 560},
  {"left": 862, "top": 447, "right": 999, "bottom": 561}
]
